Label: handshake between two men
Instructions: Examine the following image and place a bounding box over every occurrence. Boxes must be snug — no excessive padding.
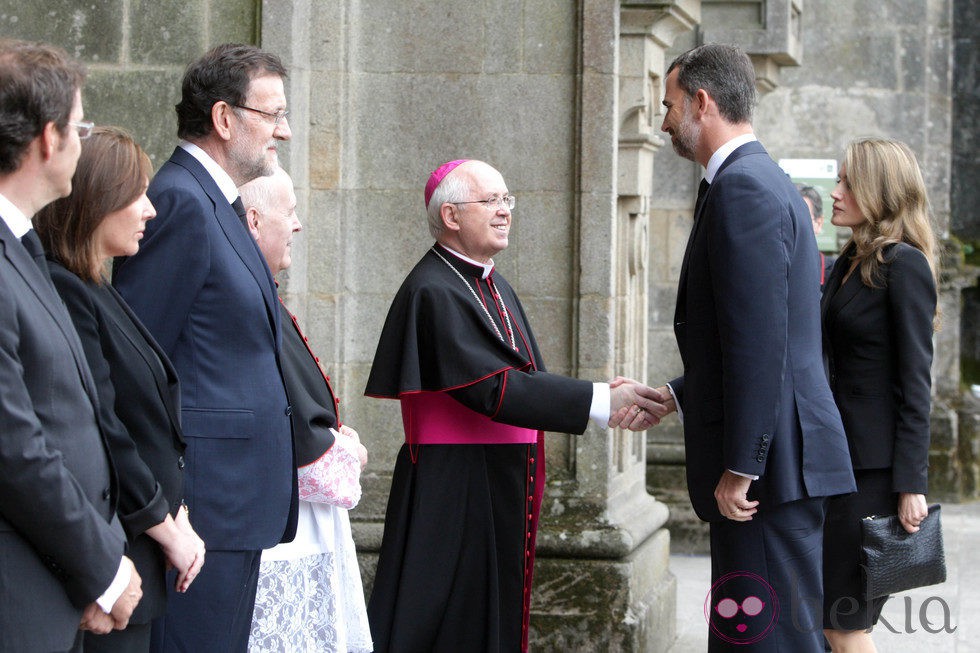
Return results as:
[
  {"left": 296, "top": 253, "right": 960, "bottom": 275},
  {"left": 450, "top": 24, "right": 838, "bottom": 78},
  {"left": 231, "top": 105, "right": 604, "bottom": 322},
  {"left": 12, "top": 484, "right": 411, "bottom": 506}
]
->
[{"left": 606, "top": 377, "right": 676, "bottom": 431}]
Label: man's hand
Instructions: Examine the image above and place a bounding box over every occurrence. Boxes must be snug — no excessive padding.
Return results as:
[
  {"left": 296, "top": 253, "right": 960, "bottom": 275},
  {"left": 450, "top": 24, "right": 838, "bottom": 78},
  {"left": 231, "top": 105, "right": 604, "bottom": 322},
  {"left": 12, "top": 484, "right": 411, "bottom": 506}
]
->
[
  {"left": 109, "top": 556, "right": 142, "bottom": 630},
  {"left": 653, "top": 385, "right": 677, "bottom": 415},
  {"left": 714, "top": 470, "right": 759, "bottom": 521},
  {"left": 607, "top": 377, "right": 670, "bottom": 430},
  {"left": 79, "top": 602, "right": 113, "bottom": 634}
]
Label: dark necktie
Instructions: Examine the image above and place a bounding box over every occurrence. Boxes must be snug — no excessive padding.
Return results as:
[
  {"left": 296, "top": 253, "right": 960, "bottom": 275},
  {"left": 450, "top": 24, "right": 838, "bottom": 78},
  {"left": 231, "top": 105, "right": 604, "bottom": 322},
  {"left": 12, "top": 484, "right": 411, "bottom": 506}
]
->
[
  {"left": 694, "top": 178, "right": 710, "bottom": 219},
  {"left": 232, "top": 197, "right": 247, "bottom": 223},
  {"left": 20, "top": 229, "right": 52, "bottom": 280}
]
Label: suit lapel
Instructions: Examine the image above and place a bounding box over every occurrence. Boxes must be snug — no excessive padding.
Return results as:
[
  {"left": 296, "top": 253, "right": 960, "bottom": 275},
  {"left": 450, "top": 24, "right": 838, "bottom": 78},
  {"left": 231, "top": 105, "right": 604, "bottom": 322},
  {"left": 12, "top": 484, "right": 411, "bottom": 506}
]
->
[
  {"left": 0, "top": 222, "right": 102, "bottom": 406},
  {"left": 674, "top": 142, "right": 770, "bottom": 330},
  {"left": 170, "top": 149, "right": 282, "bottom": 347},
  {"left": 99, "top": 283, "right": 184, "bottom": 439},
  {"left": 825, "top": 249, "right": 863, "bottom": 327},
  {"left": 820, "top": 255, "right": 845, "bottom": 325},
  {"left": 674, "top": 179, "right": 711, "bottom": 329}
]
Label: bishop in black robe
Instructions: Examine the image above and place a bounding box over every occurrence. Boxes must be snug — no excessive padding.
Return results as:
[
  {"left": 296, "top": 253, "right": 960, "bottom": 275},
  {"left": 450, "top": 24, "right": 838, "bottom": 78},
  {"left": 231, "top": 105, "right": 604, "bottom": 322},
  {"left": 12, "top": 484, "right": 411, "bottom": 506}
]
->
[{"left": 365, "top": 159, "right": 665, "bottom": 653}]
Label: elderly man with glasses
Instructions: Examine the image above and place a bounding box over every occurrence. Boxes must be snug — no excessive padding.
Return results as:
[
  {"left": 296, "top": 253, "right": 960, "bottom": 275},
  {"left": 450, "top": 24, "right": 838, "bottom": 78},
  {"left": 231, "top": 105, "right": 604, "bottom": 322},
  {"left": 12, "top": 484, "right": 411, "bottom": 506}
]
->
[
  {"left": 365, "top": 159, "right": 669, "bottom": 653},
  {"left": 112, "top": 43, "right": 297, "bottom": 653}
]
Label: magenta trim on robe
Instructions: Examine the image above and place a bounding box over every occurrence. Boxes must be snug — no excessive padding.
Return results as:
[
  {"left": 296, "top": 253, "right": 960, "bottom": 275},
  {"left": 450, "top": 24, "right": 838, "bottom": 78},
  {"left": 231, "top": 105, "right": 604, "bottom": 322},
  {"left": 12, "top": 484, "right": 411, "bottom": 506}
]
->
[{"left": 400, "top": 392, "right": 538, "bottom": 445}]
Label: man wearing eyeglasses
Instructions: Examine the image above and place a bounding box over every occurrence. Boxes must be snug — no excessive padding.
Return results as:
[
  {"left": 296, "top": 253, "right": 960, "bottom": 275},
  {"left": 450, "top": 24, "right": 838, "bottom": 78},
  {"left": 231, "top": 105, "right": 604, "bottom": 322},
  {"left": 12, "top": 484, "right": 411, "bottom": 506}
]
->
[
  {"left": 365, "top": 159, "right": 669, "bottom": 653},
  {"left": 113, "top": 43, "right": 297, "bottom": 652},
  {"left": 0, "top": 39, "right": 143, "bottom": 651}
]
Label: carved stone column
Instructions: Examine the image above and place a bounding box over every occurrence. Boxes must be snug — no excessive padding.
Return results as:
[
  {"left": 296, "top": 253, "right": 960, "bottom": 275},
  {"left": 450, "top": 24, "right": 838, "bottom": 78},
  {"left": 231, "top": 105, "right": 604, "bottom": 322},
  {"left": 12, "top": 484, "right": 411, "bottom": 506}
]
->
[{"left": 528, "top": 3, "right": 698, "bottom": 651}]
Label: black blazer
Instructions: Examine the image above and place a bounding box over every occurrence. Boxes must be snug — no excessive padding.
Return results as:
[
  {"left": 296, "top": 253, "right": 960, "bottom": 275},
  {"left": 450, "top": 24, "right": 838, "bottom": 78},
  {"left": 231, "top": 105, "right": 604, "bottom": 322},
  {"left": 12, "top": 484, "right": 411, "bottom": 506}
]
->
[
  {"left": 49, "top": 259, "right": 186, "bottom": 624},
  {"left": 670, "top": 141, "right": 855, "bottom": 521},
  {"left": 821, "top": 243, "right": 936, "bottom": 494},
  {"left": 0, "top": 220, "right": 125, "bottom": 651}
]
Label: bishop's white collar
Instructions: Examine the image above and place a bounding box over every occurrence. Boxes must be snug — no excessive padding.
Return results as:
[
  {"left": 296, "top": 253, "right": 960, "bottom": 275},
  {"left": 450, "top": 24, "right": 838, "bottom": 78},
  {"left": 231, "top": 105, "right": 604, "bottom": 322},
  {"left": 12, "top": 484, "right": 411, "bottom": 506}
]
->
[{"left": 438, "top": 244, "right": 494, "bottom": 280}]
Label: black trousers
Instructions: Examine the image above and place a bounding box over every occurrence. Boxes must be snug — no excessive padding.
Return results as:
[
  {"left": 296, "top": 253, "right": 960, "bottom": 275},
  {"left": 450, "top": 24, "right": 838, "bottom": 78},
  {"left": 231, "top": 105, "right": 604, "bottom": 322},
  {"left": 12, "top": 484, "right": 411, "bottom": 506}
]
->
[
  {"left": 708, "top": 496, "right": 828, "bottom": 652},
  {"left": 150, "top": 549, "right": 261, "bottom": 653}
]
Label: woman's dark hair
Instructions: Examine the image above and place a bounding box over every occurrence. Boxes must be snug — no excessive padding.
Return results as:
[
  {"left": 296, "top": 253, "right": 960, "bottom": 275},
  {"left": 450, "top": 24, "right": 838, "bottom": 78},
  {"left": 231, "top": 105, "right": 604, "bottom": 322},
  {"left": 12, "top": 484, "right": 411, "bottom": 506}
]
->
[{"left": 35, "top": 126, "right": 152, "bottom": 282}]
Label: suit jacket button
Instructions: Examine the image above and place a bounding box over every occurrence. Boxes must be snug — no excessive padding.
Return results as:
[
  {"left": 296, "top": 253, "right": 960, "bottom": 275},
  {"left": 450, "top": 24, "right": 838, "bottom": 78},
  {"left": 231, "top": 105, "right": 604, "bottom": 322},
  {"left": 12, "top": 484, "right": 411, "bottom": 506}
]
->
[
  {"left": 756, "top": 455, "right": 764, "bottom": 462},
  {"left": 285, "top": 405, "right": 293, "bottom": 416},
  {"left": 102, "top": 488, "right": 111, "bottom": 500},
  {"left": 761, "top": 434, "right": 769, "bottom": 441},
  {"left": 177, "top": 456, "right": 185, "bottom": 469}
]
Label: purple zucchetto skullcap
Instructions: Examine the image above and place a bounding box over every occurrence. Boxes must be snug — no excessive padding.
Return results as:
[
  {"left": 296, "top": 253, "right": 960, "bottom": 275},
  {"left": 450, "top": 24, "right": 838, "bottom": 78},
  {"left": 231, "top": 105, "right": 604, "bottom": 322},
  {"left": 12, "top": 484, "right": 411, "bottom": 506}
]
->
[{"left": 424, "top": 159, "right": 470, "bottom": 209}]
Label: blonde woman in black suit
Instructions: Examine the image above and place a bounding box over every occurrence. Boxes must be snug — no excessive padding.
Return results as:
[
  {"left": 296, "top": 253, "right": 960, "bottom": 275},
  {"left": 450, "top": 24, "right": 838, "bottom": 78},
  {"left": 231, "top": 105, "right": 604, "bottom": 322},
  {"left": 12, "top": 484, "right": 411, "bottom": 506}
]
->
[
  {"left": 821, "top": 138, "right": 939, "bottom": 652},
  {"left": 35, "top": 127, "right": 206, "bottom": 653}
]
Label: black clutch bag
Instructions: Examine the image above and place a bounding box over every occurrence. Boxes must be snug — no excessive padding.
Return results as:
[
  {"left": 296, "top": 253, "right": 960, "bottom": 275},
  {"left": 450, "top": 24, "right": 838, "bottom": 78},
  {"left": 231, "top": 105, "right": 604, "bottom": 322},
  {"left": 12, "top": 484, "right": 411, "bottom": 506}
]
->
[{"left": 860, "top": 504, "right": 946, "bottom": 600}]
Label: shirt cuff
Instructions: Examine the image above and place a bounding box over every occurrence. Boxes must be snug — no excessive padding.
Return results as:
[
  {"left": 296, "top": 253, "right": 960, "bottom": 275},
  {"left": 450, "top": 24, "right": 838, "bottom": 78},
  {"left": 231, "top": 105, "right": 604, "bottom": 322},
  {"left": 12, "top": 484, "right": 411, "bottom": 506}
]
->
[
  {"left": 96, "top": 558, "right": 130, "bottom": 613},
  {"left": 589, "top": 382, "right": 610, "bottom": 427},
  {"left": 665, "top": 382, "right": 683, "bottom": 424},
  {"left": 728, "top": 468, "right": 760, "bottom": 481}
]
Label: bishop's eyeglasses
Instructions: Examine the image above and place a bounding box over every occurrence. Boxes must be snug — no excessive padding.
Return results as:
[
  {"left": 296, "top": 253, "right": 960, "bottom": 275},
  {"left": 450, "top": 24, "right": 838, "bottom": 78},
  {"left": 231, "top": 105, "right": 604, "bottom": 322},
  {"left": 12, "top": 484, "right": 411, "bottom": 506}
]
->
[{"left": 454, "top": 194, "right": 516, "bottom": 211}]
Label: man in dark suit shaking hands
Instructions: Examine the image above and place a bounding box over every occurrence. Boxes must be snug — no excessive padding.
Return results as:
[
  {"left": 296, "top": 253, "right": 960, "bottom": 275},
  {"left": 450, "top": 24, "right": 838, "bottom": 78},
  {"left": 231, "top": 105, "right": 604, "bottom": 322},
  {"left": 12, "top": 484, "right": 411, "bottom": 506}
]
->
[
  {"left": 0, "top": 40, "right": 142, "bottom": 651},
  {"left": 113, "top": 44, "right": 297, "bottom": 652},
  {"left": 655, "top": 44, "right": 855, "bottom": 651}
]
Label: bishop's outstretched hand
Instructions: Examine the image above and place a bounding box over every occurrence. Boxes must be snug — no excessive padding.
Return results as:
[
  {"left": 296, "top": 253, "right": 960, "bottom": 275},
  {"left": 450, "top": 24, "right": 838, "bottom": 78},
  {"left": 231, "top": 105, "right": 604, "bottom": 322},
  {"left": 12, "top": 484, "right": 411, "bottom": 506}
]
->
[{"left": 607, "top": 377, "right": 670, "bottom": 430}]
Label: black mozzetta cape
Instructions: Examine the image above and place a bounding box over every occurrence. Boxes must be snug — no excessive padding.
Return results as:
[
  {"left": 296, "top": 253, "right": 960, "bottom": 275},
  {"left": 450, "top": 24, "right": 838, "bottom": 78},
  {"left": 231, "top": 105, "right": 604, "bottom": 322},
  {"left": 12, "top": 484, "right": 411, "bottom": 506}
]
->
[
  {"left": 279, "top": 298, "right": 338, "bottom": 467},
  {"left": 364, "top": 244, "right": 592, "bottom": 433}
]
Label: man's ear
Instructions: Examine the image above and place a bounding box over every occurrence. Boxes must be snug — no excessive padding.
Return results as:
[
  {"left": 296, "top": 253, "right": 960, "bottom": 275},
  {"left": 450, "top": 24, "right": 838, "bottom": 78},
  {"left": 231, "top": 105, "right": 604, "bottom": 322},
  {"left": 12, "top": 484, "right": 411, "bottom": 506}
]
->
[
  {"left": 245, "top": 207, "right": 261, "bottom": 240},
  {"left": 38, "top": 122, "right": 59, "bottom": 161},
  {"left": 693, "top": 89, "right": 711, "bottom": 119},
  {"left": 440, "top": 203, "right": 461, "bottom": 232},
  {"left": 212, "top": 101, "right": 234, "bottom": 142}
]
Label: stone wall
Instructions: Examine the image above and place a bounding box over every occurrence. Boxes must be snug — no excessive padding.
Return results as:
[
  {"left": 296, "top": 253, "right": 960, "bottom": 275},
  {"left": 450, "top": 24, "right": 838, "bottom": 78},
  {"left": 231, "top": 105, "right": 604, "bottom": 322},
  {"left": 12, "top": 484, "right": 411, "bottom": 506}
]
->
[{"left": 0, "top": 0, "right": 258, "bottom": 167}]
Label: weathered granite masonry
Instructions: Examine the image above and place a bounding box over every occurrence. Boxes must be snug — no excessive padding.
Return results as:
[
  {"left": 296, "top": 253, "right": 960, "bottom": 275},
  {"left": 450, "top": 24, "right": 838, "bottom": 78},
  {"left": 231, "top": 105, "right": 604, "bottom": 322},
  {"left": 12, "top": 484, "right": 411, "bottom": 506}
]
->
[{"left": 0, "top": 1, "right": 258, "bottom": 167}]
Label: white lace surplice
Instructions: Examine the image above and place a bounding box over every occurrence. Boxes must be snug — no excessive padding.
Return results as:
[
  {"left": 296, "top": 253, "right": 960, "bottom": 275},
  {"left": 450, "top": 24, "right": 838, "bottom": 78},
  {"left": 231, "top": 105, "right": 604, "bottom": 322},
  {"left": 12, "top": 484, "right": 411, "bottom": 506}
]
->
[{"left": 249, "top": 435, "right": 372, "bottom": 653}]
